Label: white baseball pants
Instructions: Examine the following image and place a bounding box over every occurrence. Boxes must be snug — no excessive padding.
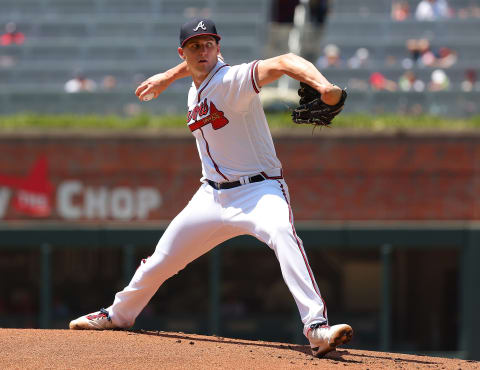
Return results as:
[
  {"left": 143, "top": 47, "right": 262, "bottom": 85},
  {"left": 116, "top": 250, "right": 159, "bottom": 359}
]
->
[{"left": 108, "top": 179, "right": 327, "bottom": 336}]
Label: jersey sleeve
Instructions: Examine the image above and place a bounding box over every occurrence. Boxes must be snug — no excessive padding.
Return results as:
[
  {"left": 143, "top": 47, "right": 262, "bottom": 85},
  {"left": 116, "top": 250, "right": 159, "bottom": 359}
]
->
[{"left": 221, "top": 60, "right": 261, "bottom": 112}]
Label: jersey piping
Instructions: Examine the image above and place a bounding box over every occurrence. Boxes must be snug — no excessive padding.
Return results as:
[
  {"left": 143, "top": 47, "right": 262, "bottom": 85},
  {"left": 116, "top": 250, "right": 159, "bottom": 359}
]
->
[
  {"left": 197, "top": 64, "right": 229, "bottom": 103},
  {"left": 199, "top": 127, "right": 229, "bottom": 181},
  {"left": 277, "top": 180, "right": 327, "bottom": 321},
  {"left": 250, "top": 60, "right": 261, "bottom": 93}
]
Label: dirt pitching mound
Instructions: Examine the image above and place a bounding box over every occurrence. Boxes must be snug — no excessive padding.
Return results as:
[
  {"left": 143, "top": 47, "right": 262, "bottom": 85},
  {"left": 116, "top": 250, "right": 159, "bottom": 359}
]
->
[{"left": 0, "top": 329, "right": 478, "bottom": 369}]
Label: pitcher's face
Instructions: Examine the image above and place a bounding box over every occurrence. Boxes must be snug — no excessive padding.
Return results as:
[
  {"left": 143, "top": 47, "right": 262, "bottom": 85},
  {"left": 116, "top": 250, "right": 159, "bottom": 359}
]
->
[{"left": 179, "top": 36, "right": 220, "bottom": 76}]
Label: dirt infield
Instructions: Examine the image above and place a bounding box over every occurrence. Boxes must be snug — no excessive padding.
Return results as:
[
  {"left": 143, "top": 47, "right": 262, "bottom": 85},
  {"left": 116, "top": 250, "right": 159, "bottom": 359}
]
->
[{"left": 0, "top": 329, "right": 478, "bottom": 369}]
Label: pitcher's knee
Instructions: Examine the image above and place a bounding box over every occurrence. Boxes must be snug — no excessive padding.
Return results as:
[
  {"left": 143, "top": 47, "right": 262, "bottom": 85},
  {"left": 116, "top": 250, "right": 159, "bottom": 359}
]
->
[{"left": 267, "top": 221, "right": 296, "bottom": 245}]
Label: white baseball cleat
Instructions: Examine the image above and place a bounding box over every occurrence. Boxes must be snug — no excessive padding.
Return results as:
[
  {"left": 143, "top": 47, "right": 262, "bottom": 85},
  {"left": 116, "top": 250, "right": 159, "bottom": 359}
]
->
[
  {"left": 69, "top": 308, "right": 117, "bottom": 330},
  {"left": 307, "top": 323, "right": 353, "bottom": 358}
]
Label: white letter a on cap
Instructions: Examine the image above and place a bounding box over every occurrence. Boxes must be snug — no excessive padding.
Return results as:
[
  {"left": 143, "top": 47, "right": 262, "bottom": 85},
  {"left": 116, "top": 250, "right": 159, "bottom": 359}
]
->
[{"left": 193, "top": 21, "right": 207, "bottom": 31}]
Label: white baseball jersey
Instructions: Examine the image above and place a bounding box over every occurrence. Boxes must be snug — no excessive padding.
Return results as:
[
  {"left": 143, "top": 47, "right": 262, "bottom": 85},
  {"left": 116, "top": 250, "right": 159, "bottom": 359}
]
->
[{"left": 186, "top": 60, "right": 283, "bottom": 182}]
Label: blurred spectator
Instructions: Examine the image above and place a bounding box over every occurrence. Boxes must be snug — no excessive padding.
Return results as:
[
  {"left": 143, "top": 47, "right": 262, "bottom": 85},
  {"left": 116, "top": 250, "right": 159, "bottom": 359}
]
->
[
  {"left": 123, "top": 103, "right": 142, "bottom": 116},
  {"left": 409, "top": 104, "right": 425, "bottom": 115},
  {"left": 266, "top": 0, "right": 328, "bottom": 63},
  {"left": 457, "top": 4, "right": 480, "bottom": 18},
  {"left": 0, "top": 22, "right": 25, "bottom": 46},
  {"left": 183, "top": 7, "right": 211, "bottom": 18},
  {"left": 347, "top": 48, "right": 371, "bottom": 69},
  {"left": 310, "top": 0, "right": 329, "bottom": 25},
  {"left": 398, "top": 70, "right": 426, "bottom": 91},
  {"left": 101, "top": 75, "right": 117, "bottom": 91},
  {"left": 428, "top": 69, "right": 450, "bottom": 91},
  {"left": 385, "top": 55, "right": 398, "bottom": 67},
  {"left": 461, "top": 69, "right": 479, "bottom": 92},
  {"left": 403, "top": 39, "right": 456, "bottom": 69},
  {"left": 435, "top": 47, "right": 457, "bottom": 68},
  {"left": 303, "top": 0, "right": 330, "bottom": 62},
  {"left": 265, "top": 0, "right": 299, "bottom": 59},
  {"left": 404, "top": 38, "right": 434, "bottom": 67},
  {"left": 415, "top": 0, "right": 450, "bottom": 21},
  {"left": 405, "top": 38, "right": 425, "bottom": 66},
  {"left": 316, "top": 44, "right": 342, "bottom": 68},
  {"left": 370, "top": 72, "right": 398, "bottom": 91},
  {"left": 391, "top": 1, "right": 411, "bottom": 21},
  {"left": 64, "top": 71, "right": 97, "bottom": 93},
  {"left": 271, "top": 0, "right": 299, "bottom": 23},
  {"left": 270, "top": 0, "right": 329, "bottom": 24}
]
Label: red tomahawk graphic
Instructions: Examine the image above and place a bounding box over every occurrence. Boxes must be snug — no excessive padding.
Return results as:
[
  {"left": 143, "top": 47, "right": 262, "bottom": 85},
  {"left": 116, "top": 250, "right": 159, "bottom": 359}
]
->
[
  {"left": 0, "top": 156, "right": 54, "bottom": 217},
  {"left": 189, "top": 102, "right": 229, "bottom": 132}
]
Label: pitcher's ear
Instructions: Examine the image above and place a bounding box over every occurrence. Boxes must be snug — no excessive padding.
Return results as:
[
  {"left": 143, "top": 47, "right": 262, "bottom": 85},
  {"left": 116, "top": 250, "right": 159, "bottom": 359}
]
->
[{"left": 178, "top": 47, "right": 185, "bottom": 60}]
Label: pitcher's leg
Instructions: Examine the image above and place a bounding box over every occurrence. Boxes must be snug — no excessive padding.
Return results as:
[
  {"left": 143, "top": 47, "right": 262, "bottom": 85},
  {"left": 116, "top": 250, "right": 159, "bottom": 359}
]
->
[
  {"left": 227, "top": 180, "right": 328, "bottom": 332},
  {"left": 265, "top": 208, "right": 328, "bottom": 334},
  {"left": 224, "top": 179, "right": 352, "bottom": 357},
  {"left": 108, "top": 184, "right": 237, "bottom": 327}
]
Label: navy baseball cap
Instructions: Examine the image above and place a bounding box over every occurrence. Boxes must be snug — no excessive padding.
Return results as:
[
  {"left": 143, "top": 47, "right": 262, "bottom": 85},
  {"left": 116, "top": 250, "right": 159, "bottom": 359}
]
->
[{"left": 180, "top": 18, "right": 221, "bottom": 47}]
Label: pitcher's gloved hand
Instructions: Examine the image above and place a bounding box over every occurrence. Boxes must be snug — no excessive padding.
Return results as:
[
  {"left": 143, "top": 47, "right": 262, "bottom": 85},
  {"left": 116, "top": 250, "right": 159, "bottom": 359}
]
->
[{"left": 292, "top": 82, "right": 347, "bottom": 126}]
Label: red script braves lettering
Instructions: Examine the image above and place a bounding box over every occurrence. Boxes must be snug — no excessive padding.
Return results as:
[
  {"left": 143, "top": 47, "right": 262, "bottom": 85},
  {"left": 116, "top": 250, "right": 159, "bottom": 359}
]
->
[{"left": 187, "top": 99, "right": 229, "bottom": 132}]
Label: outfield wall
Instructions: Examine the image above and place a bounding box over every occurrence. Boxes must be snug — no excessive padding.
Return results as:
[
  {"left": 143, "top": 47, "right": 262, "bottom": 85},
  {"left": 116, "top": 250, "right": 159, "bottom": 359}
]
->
[{"left": 1, "top": 131, "right": 480, "bottom": 222}]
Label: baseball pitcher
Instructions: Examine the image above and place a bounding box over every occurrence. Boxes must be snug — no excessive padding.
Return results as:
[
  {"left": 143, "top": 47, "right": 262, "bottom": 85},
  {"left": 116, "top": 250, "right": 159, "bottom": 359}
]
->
[{"left": 69, "top": 18, "right": 351, "bottom": 358}]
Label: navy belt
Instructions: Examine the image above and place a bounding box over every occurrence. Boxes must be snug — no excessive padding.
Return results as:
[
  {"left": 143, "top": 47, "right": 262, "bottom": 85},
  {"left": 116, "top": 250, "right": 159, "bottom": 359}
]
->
[{"left": 207, "top": 174, "right": 265, "bottom": 190}]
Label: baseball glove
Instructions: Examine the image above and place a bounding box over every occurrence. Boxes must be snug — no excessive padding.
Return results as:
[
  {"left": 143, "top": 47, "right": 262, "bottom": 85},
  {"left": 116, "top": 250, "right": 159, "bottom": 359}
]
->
[{"left": 291, "top": 82, "right": 347, "bottom": 126}]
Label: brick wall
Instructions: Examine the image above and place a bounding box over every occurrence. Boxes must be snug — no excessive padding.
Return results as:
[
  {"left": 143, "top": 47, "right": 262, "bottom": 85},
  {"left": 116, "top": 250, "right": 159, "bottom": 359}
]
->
[
  {"left": 278, "top": 133, "right": 479, "bottom": 220},
  {"left": 1, "top": 132, "right": 479, "bottom": 221}
]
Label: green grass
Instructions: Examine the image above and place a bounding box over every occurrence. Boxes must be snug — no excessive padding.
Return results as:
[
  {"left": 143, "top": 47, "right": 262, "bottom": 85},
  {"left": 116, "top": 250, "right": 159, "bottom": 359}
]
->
[
  {"left": 0, "top": 113, "right": 186, "bottom": 129},
  {"left": 1, "top": 113, "right": 480, "bottom": 130}
]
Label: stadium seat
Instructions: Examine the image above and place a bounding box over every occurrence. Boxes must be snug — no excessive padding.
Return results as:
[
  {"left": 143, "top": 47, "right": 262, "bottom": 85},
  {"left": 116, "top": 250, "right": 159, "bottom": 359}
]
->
[
  {"left": 11, "top": 65, "right": 71, "bottom": 85},
  {"left": 97, "top": 0, "right": 153, "bottom": 14},
  {"left": 85, "top": 45, "right": 140, "bottom": 60},
  {"left": 0, "top": 70, "right": 13, "bottom": 85},
  {"left": 24, "top": 44, "right": 84, "bottom": 61},
  {"left": 440, "top": 19, "right": 480, "bottom": 40},
  {"left": 388, "top": 23, "right": 435, "bottom": 41},
  {"left": 159, "top": 0, "right": 211, "bottom": 15},
  {"left": 4, "top": 91, "right": 67, "bottom": 114},
  {"left": 37, "top": 21, "right": 89, "bottom": 37},
  {"left": 92, "top": 21, "right": 148, "bottom": 38},
  {"left": 330, "top": 0, "right": 390, "bottom": 15},
  {"left": 43, "top": 0, "right": 97, "bottom": 15},
  {"left": 1, "top": 0, "right": 43, "bottom": 17},
  {"left": 323, "top": 18, "right": 386, "bottom": 42},
  {"left": 150, "top": 21, "right": 186, "bottom": 39},
  {"left": 0, "top": 45, "right": 25, "bottom": 59}
]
